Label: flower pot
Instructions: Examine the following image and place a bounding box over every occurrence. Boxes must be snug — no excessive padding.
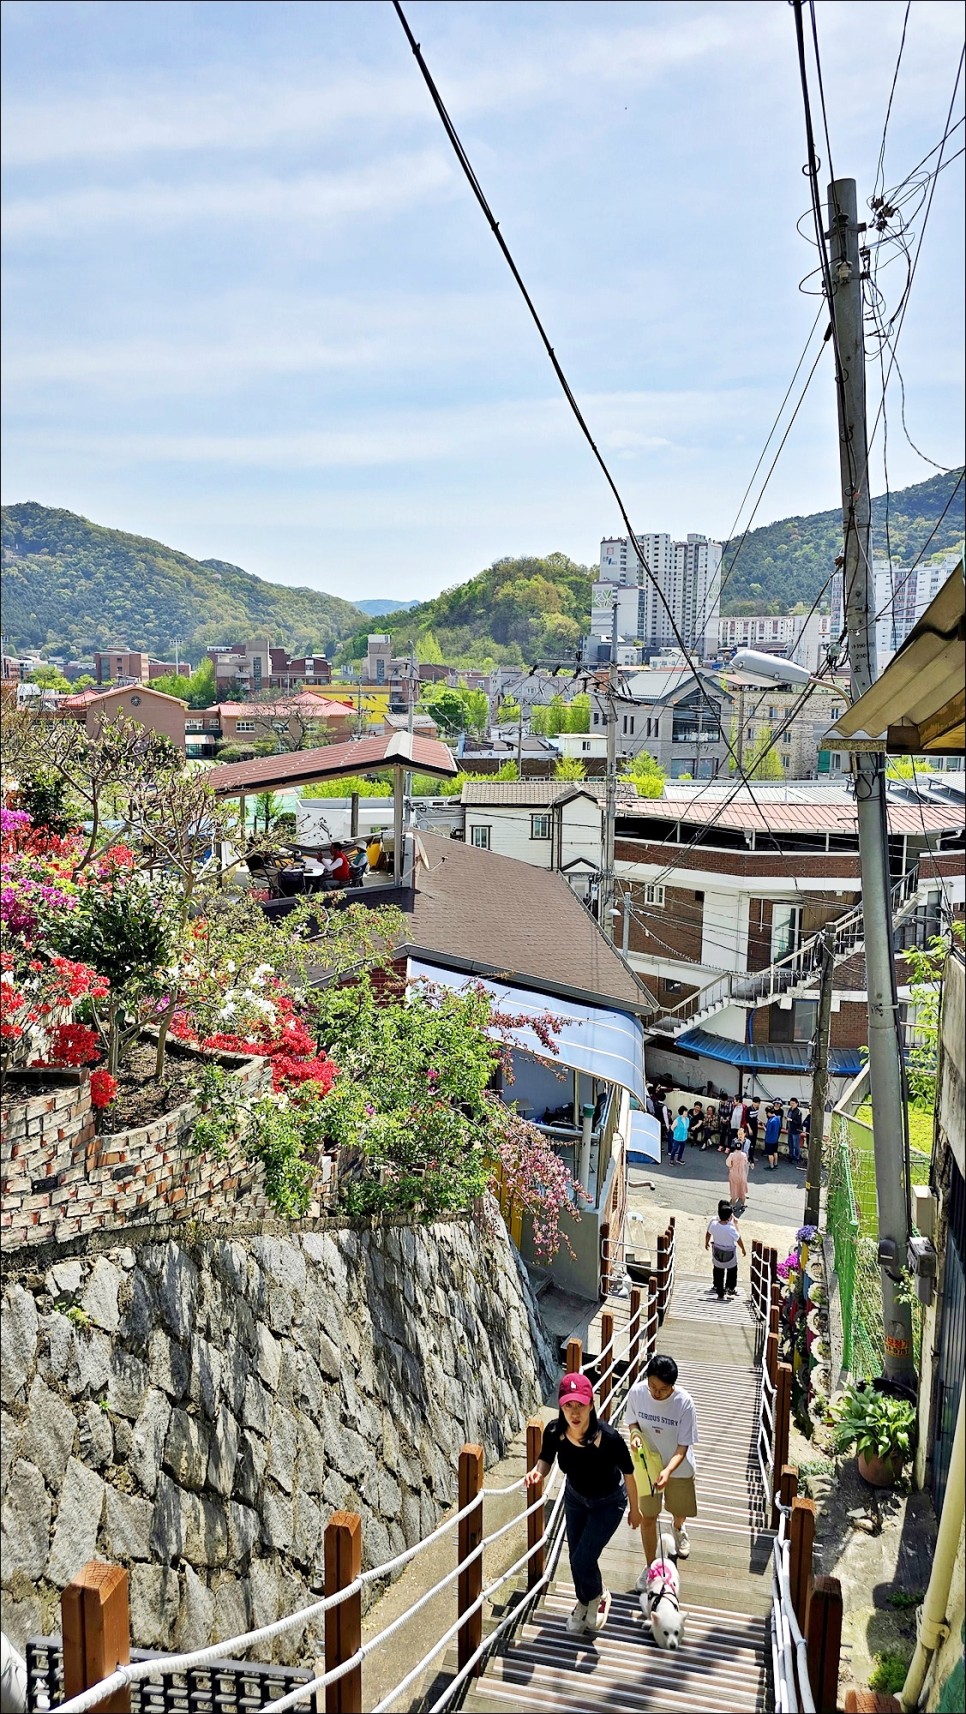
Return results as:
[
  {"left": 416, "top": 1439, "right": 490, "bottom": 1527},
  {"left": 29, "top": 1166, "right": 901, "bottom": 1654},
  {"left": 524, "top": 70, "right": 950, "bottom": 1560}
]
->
[{"left": 857, "top": 1448, "right": 904, "bottom": 1488}]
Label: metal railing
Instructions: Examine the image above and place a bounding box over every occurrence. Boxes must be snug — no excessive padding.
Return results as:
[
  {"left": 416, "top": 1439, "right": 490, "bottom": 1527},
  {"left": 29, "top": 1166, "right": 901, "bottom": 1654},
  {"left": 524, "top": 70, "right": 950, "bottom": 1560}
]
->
[{"left": 658, "top": 858, "right": 924, "bottom": 1032}]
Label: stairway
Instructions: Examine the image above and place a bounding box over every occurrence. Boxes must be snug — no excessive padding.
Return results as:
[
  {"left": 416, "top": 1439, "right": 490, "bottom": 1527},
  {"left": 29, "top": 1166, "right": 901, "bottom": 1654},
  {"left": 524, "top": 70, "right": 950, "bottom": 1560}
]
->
[
  {"left": 653, "top": 860, "right": 924, "bottom": 1038},
  {"left": 457, "top": 1274, "right": 774, "bottom": 1714}
]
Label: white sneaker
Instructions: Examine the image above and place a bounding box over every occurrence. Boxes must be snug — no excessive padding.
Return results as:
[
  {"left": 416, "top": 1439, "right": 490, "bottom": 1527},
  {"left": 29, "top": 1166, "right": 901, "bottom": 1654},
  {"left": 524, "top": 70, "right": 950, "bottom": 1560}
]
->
[
  {"left": 566, "top": 1601, "right": 590, "bottom": 1635},
  {"left": 595, "top": 1589, "right": 612, "bottom": 1630},
  {"left": 672, "top": 1526, "right": 691, "bottom": 1560},
  {"left": 635, "top": 1567, "right": 650, "bottom": 1593}
]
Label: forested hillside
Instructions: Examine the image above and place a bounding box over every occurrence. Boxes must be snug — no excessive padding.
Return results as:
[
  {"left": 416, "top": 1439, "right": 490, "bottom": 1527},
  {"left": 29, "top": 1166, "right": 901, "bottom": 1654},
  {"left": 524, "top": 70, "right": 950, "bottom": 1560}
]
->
[
  {"left": 720, "top": 468, "right": 964, "bottom": 613},
  {"left": 0, "top": 504, "right": 368, "bottom": 658}
]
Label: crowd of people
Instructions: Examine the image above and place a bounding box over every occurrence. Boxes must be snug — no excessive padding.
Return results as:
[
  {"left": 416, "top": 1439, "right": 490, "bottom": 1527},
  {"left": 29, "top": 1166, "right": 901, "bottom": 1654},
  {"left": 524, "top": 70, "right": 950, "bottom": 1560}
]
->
[{"left": 645, "top": 1081, "right": 809, "bottom": 1180}]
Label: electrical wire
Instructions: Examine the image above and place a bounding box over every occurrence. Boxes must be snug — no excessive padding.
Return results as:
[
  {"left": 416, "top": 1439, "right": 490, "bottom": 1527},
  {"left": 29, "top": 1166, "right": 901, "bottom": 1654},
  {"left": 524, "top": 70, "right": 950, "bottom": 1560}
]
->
[
  {"left": 392, "top": 0, "right": 819, "bottom": 865},
  {"left": 873, "top": 1, "right": 911, "bottom": 203}
]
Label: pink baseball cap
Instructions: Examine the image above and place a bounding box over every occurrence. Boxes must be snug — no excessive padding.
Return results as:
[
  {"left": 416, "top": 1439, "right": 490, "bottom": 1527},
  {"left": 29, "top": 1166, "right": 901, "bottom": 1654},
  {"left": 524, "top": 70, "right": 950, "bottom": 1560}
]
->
[{"left": 558, "top": 1373, "right": 594, "bottom": 1407}]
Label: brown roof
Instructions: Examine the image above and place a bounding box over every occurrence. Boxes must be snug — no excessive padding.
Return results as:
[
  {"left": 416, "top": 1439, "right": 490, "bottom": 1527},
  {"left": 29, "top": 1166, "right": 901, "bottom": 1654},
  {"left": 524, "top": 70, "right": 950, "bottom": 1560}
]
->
[
  {"left": 60, "top": 684, "right": 187, "bottom": 710},
  {"left": 620, "top": 798, "right": 963, "bottom": 836},
  {"left": 398, "top": 833, "right": 654, "bottom": 1014},
  {"left": 207, "top": 732, "right": 459, "bottom": 796}
]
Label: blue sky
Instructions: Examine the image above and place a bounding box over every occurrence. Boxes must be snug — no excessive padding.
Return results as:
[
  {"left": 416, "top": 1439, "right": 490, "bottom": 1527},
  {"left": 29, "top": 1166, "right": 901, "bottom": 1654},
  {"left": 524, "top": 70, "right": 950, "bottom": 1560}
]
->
[{"left": 2, "top": 0, "right": 963, "bottom": 605}]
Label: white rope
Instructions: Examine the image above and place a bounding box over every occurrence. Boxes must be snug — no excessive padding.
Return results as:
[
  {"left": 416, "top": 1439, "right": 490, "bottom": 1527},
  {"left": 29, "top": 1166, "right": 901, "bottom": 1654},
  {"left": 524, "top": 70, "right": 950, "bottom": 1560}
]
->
[
  {"left": 261, "top": 1470, "right": 561, "bottom": 1712},
  {"left": 52, "top": 1464, "right": 538, "bottom": 1714}
]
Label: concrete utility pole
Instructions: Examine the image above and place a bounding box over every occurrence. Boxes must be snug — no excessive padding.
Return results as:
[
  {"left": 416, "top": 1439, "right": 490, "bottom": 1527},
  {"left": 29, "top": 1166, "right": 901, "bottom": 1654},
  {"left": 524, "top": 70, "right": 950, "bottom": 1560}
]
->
[
  {"left": 804, "top": 928, "right": 835, "bottom": 1229},
  {"left": 600, "top": 595, "right": 619, "bottom": 942},
  {"left": 828, "top": 177, "right": 915, "bottom": 1381}
]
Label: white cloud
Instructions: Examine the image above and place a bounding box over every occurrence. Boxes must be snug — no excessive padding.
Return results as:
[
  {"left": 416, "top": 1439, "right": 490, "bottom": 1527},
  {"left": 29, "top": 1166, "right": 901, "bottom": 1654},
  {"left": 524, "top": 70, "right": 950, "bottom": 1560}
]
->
[{"left": 2, "top": 151, "right": 454, "bottom": 236}]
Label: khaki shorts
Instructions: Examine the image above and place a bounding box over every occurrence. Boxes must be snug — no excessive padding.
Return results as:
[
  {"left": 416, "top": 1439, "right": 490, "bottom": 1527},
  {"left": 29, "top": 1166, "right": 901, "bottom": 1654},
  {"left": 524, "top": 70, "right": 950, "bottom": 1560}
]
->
[{"left": 638, "top": 1475, "right": 698, "bottom": 1520}]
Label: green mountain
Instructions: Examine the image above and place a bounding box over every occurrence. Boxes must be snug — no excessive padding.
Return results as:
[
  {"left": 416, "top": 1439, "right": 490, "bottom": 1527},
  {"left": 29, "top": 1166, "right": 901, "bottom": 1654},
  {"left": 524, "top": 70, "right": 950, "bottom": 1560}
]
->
[
  {"left": 720, "top": 468, "right": 964, "bottom": 614},
  {"left": 345, "top": 551, "right": 596, "bottom": 668},
  {"left": 0, "top": 503, "right": 369, "bottom": 660}
]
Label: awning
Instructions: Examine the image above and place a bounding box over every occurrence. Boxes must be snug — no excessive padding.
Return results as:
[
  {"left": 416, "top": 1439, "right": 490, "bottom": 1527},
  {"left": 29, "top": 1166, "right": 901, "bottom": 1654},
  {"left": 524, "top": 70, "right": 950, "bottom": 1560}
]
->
[
  {"left": 628, "top": 1109, "right": 662, "bottom": 1163},
  {"left": 407, "top": 959, "right": 646, "bottom": 1104},
  {"left": 675, "top": 1027, "right": 863, "bottom": 1077},
  {"left": 821, "top": 562, "right": 965, "bottom": 755}
]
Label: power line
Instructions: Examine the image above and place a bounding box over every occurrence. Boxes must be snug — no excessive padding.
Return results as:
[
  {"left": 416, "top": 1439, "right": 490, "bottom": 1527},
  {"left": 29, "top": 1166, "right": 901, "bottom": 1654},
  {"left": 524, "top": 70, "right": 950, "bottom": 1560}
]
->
[
  {"left": 873, "top": 1, "right": 912, "bottom": 202},
  {"left": 392, "top": 0, "right": 807, "bottom": 842}
]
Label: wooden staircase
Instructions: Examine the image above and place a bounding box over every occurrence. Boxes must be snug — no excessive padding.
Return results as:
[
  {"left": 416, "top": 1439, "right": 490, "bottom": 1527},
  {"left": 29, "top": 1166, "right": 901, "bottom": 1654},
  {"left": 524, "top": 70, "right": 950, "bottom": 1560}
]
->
[{"left": 457, "top": 1274, "right": 775, "bottom": 1714}]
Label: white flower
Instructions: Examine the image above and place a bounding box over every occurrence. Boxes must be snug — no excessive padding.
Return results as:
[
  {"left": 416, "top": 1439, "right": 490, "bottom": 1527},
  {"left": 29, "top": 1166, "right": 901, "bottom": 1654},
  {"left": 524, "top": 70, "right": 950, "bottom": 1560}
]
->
[
  {"left": 218, "top": 1000, "right": 237, "bottom": 1020},
  {"left": 225, "top": 959, "right": 237, "bottom": 974}
]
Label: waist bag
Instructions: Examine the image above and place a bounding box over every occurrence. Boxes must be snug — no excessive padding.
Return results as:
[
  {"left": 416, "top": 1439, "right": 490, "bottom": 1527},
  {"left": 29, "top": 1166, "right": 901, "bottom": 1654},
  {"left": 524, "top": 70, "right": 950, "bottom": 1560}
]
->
[{"left": 713, "top": 1243, "right": 737, "bottom": 1266}]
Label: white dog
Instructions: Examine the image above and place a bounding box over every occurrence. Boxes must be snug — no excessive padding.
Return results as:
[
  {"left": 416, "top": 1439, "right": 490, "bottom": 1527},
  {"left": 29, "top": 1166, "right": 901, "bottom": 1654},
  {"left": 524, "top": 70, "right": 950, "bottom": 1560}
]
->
[{"left": 639, "top": 1554, "right": 686, "bottom": 1651}]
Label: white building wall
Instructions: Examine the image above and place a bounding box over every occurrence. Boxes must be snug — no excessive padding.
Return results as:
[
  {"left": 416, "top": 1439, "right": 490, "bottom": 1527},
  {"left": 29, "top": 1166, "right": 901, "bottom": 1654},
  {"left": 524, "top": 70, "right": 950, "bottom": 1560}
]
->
[
  {"left": 599, "top": 531, "right": 722, "bottom": 658},
  {"left": 701, "top": 890, "right": 749, "bottom": 973}
]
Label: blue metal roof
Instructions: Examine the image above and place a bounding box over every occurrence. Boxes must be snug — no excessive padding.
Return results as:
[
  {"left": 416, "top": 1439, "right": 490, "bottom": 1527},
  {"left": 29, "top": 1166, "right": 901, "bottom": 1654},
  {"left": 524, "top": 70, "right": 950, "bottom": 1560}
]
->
[
  {"left": 407, "top": 959, "right": 647, "bottom": 1104},
  {"left": 675, "top": 1028, "right": 863, "bottom": 1077}
]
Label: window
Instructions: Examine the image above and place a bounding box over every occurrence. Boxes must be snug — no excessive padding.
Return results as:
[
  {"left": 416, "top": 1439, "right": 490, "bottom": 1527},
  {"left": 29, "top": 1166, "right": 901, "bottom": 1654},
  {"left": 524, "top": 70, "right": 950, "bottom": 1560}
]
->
[
  {"left": 593, "top": 710, "right": 600, "bottom": 726},
  {"left": 470, "top": 825, "right": 491, "bottom": 850},
  {"left": 235, "top": 720, "right": 256, "bottom": 732},
  {"left": 581, "top": 740, "right": 591, "bottom": 751},
  {"left": 829, "top": 751, "right": 843, "bottom": 771},
  {"left": 768, "top": 706, "right": 780, "bottom": 721},
  {"left": 694, "top": 890, "right": 704, "bottom": 903},
  {"left": 770, "top": 999, "right": 818, "bottom": 1044},
  {"left": 530, "top": 813, "right": 551, "bottom": 840},
  {"left": 642, "top": 883, "right": 665, "bottom": 907},
  {"left": 830, "top": 705, "right": 843, "bottom": 720}
]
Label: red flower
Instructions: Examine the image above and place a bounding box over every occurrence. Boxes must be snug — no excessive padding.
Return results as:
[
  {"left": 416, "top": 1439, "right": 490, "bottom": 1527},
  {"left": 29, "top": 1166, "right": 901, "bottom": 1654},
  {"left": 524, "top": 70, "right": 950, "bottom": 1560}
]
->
[
  {"left": 89, "top": 1069, "right": 119, "bottom": 1109},
  {"left": 50, "top": 1022, "right": 101, "bottom": 1067},
  {"left": 270, "top": 1053, "right": 338, "bottom": 1094}
]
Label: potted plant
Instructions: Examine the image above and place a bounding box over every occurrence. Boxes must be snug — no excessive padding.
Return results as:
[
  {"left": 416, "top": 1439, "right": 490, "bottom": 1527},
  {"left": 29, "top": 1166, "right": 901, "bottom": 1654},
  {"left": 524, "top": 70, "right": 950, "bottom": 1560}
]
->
[{"left": 831, "top": 1383, "right": 917, "bottom": 1487}]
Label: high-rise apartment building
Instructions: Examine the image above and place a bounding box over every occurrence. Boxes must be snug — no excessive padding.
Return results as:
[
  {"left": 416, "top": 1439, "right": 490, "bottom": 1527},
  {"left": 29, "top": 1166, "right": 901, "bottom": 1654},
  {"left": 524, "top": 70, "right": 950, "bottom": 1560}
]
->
[
  {"left": 597, "top": 531, "right": 722, "bottom": 658},
  {"left": 831, "top": 552, "right": 960, "bottom": 671}
]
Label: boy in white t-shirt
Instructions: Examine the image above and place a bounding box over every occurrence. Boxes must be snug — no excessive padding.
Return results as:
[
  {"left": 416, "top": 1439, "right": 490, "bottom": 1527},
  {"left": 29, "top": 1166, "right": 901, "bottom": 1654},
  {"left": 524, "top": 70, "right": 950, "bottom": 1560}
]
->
[{"left": 625, "top": 1353, "right": 700, "bottom": 1574}]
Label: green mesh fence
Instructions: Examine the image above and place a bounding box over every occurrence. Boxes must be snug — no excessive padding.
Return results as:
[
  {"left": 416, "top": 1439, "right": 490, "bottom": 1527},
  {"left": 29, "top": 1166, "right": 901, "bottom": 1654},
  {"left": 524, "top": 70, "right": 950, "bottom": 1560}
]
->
[{"left": 825, "top": 1112, "right": 930, "bottom": 1376}]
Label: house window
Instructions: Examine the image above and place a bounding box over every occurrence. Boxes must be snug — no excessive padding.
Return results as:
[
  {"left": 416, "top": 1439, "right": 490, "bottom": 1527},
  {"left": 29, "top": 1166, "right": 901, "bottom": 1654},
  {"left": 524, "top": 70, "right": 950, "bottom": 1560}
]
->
[
  {"left": 768, "top": 706, "right": 780, "bottom": 721},
  {"left": 530, "top": 813, "right": 551, "bottom": 840},
  {"left": 643, "top": 883, "right": 665, "bottom": 907},
  {"left": 581, "top": 740, "right": 591, "bottom": 751},
  {"left": 593, "top": 710, "right": 600, "bottom": 726},
  {"left": 770, "top": 999, "right": 818, "bottom": 1044},
  {"left": 235, "top": 720, "right": 256, "bottom": 732},
  {"left": 829, "top": 751, "right": 843, "bottom": 770},
  {"left": 470, "top": 825, "right": 491, "bottom": 850}
]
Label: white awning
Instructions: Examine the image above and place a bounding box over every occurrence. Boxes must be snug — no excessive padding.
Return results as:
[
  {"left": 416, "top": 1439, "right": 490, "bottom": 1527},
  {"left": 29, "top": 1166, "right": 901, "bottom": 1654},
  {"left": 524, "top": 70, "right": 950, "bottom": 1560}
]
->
[
  {"left": 407, "top": 959, "right": 646, "bottom": 1104},
  {"left": 628, "top": 1109, "right": 662, "bottom": 1163}
]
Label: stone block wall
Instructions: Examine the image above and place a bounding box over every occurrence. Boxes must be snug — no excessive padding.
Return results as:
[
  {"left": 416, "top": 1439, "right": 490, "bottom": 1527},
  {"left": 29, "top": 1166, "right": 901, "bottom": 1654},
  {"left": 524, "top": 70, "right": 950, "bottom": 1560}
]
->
[
  {"left": 0, "top": 1217, "right": 556, "bottom": 1662},
  {"left": 0, "top": 1056, "right": 313, "bottom": 1249}
]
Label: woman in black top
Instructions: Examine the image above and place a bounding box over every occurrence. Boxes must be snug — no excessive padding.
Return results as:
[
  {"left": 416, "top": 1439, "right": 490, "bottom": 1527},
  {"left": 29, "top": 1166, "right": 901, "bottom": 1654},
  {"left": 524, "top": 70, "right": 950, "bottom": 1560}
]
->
[{"left": 525, "top": 1372, "right": 640, "bottom": 1635}]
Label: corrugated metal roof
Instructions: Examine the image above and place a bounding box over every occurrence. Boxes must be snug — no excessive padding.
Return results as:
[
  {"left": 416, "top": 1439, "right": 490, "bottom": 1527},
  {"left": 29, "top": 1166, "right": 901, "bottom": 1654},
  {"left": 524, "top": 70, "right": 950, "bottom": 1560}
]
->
[
  {"left": 207, "top": 732, "right": 458, "bottom": 796},
  {"left": 462, "top": 780, "right": 586, "bottom": 806},
  {"left": 619, "top": 799, "right": 962, "bottom": 834},
  {"left": 675, "top": 1027, "right": 862, "bottom": 1075}
]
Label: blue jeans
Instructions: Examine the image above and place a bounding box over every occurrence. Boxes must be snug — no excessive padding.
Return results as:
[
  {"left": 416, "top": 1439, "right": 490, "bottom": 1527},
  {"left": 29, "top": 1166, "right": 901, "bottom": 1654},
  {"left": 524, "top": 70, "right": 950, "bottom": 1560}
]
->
[
  {"left": 788, "top": 1133, "right": 803, "bottom": 1163},
  {"left": 670, "top": 1136, "right": 687, "bottom": 1162},
  {"left": 564, "top": 1485, "right": 627, "bottom": 1605}
]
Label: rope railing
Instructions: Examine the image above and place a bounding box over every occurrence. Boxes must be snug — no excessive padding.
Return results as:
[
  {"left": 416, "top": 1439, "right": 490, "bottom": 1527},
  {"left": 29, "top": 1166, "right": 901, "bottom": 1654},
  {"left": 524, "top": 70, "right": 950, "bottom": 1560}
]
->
[
  {"left": 53, "top": 1219, "right": 679, "bottom": 1714},
  {"left": 771, "top": 1508, "right": 817, "bottom": 1714}
]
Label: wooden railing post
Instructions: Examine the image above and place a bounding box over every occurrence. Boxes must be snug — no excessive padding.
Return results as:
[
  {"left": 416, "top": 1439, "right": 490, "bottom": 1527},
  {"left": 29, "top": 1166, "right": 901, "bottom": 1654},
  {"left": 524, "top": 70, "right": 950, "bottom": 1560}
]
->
[
  {"left": 565, "top": 1336, "right": 582, "bottom": 1374},
  {"left": 789, "top": 1497, "right": 816, "bottom": 1630},
  {"left": 526, "top": 1418, "right": 546, "bottom": 1591},
  {"left": 806, "top": 1575, "right": 843, "bottom": 1713},
  {"left": 765, "top": 1330, "right": 779, "bottom": 1391},
  {"left": 769, "top": 1285, "right": 780, "bottom": 1345},
  {"left": 599, "top": 1310, "right": 615, "bottom": 1422},
  {"left": 779, "top": 1465, "right": 799, "bottom": 1512},
  {"left": 656, "top": 1232, "right": 668, "bottom": 1321},
  {"left": 647, "top": 1276, "right": 659, "bottom": 1359},
  {"left": 323, "top": 1511, "right": 363, "bottom": 1714},
  {"left": 751, "top": 1239, "right": 761, "bottom": 1314},
  {"left": 628, "top": 1287, "right": 642, "bottom": 1387},
  {"left": 457, "top": 1444, "right": 485, "bottom": 1674},
  {"left": 62, "top": 1562, "right": 131, "bottom": 1713},
  {"left": 599, "top": 1220, "right": 611, "bottom": 1295},
  {"left": 771, "top": 1363, "right": 792, "bottom": 1529}
]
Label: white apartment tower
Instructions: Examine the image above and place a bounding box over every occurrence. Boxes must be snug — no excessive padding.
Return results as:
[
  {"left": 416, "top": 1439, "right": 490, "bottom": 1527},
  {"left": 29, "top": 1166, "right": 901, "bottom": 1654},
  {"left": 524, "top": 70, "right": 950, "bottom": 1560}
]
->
[{"left": 597, "top": 531, "right": 722, "bottom": 659}]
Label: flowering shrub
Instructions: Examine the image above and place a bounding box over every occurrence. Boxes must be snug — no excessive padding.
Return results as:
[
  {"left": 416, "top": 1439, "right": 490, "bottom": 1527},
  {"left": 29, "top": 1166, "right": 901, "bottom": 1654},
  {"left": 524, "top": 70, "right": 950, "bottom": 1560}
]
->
[
  {"left": 776, "top": 1249, "right": 800, "bottom": 1281},
  {"left": 89, "top": 1070, "right": 119, "bottom": 1109},
  {"left": 48, "top": 1022, "right": 101, "bottom": 1067}
]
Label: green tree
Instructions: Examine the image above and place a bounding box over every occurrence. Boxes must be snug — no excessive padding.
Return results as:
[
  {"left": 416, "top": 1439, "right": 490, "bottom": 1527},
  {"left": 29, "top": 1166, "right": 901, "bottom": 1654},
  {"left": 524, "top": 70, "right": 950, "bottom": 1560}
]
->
[
  {"left": 28, "top": 664, "right": 71, "bottom": 692},
  {"left": 252, "top": 791, "right": 284, "bottom": 835},
  {"left": 72, "top": 674, "right": 96, "bottom": 691},
  {"left": 745, "top": 724, "right": 785, "bottom": 781},
  {"left": 418, "top": 685, "right": 469, "bottom": 737},
  {"left": 185, "top": 657, "right": 216, "bottom": 708},
  {"left": 622, "top": 750, "right": 666, "bottom": 799},
  {"left": 418, "top": 632, "right": 444, "bottom": 665},
  {"left": 553, "top": 756, "right": 587, "bottom": 780},
  {"left": 565, "top": 693, "right": 591, "bottom": 734},
  {"left": 150, "top": 672, "right": 191, "bottom": 700},
  {"left": 463, "top": 688, "right": 491, "bottom": 738},
  {"left": 497, "top": 697, "right": 521, "bottom": 724}
]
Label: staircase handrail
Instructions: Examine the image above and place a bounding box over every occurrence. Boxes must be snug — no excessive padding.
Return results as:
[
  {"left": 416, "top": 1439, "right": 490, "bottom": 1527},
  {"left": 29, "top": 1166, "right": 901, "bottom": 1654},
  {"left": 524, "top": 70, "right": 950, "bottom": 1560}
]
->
[{"left": 659, "top": 859, "right": 922, "bottom": 1025}]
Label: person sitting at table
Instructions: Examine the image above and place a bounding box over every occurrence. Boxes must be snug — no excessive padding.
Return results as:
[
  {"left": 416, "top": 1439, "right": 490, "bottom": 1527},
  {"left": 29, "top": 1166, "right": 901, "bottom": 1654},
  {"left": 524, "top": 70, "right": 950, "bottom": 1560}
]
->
[{"left": 322, "top": 843, "right": 352, "bottom": 889}]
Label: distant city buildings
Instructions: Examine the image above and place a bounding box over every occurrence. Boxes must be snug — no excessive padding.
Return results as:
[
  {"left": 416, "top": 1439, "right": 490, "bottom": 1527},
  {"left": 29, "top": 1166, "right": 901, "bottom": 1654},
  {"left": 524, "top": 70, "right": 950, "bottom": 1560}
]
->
[
  {"left": 831, "top": 552, "right": 962, "bottom": 669},
  {"left": 94, "top": 649, "right": 179, "bottom": 685},
  {"left": 596, "top": 530, "right": 722, "bottom": 659},
  {"left": 206, "top": 636, "right": 333, "bottom": 697}
]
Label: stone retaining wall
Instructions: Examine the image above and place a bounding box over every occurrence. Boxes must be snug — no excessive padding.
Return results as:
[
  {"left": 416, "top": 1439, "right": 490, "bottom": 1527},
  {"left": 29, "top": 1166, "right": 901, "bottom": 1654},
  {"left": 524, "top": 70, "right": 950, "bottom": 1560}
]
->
[
  {"left": 0, "top": 1054, "right": 313, "bottom": 1249},
  {"left": 0, "top": 1217, "right": 556, "bottom": 1662}
]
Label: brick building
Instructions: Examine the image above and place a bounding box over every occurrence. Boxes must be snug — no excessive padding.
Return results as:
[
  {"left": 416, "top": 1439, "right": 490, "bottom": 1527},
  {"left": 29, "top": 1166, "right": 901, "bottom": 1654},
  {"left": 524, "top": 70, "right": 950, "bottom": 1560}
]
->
[
  {"left": 94, "top": 649, "right": 179, "bottom": 685},
  {"left": 206, "top": 637, "right": 333, "bottom": 698},
  {"left": 59, "top": 684, "right": 188, "bottom": 750}
]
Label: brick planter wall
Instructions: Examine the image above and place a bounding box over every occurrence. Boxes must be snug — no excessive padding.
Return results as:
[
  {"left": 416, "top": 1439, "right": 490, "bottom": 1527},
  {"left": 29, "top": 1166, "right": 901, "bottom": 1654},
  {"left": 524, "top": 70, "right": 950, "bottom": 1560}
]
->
[{"left": 1, "top": 1051, "right": 333, "bottom": 1251}]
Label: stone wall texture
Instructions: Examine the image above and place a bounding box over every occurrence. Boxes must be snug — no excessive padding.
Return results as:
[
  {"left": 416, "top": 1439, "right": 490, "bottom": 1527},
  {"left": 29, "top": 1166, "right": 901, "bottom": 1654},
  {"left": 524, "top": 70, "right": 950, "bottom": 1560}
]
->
[
  {"left": 0, "top": 1055, "right": 340, "bottom": 1250},
  {"left": 0, "top": 1216, "right": 555, "bottom": 1662}
]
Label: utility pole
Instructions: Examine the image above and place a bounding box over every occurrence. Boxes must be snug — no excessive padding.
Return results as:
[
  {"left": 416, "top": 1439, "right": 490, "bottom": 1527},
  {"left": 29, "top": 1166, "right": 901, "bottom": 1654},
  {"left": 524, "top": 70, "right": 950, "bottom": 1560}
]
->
[
  {"left": 829, "top": 177, "right": 914, "bottom": 1382},
  {"left": 804, "top": 927, "right": 835, "bottom": 1228},
  {"left": 600, "top": 595, "right": 619, "bottom": 942}
]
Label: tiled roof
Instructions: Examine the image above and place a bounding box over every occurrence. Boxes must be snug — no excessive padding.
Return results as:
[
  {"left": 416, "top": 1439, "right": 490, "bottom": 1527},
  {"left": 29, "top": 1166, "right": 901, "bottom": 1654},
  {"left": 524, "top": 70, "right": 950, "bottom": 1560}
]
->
[
  {"left": 399, "top": 833, "right": 654, "bottom": 1014},
  {"left": 462, "top": 780, "right": 580, "bottom": 806},
  {"left": 215, "top": 695, "right": 353, "bottom": 716},
  {"left": 60, "top": 685, "right": 187, "bottom": 709},
  {"left": 207, "top": 732, "right": 458, "bottom": 795}
]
